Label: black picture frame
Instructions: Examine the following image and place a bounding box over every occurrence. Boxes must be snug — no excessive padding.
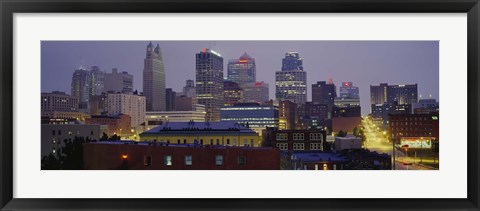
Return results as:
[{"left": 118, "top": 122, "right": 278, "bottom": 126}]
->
[{"left": 1, "top": 0, "right": 479, "bottom": 210}]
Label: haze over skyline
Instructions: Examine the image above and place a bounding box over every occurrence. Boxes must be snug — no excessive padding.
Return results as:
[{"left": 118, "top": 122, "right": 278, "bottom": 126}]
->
[{"left": 41, "top": 41, "right": 439, "bottom": 115}]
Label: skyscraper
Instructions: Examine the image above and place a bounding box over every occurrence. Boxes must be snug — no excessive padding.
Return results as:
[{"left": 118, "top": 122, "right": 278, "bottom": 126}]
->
[
  {"left": 89, "top": 66, "right": 105, "bottom": 96},
  {"left": 107, "top": 92, "right": 146, "bottom": 127},
  {"left": 143, "top": 42, "right": 166, "bottom": 111},
  {"left": 196, "top": 48, "right": 224, "bottom": 121},
  {"left": 339, "top": 82, "right": 359, "bottom": 99},
  {"left": 311, "top": 81, "right": 336, "bottom": 119},
  {"left": 281, "top": 51, "right": 303, "bottom": 71},
  {"left": 165, "top": 88, "right": 176, "bottom": 111},
  {"left": 71, "top": 68, "right": 90, "bottom": 109},
  {"left": 275, "top": 52, "right": 307, "bottom": 105},
  {"left": 227, "top": 52, "right": 256, "bottom": 86},
  {"left": 182, "top": 79, "right": 196, "bottom": 98}
]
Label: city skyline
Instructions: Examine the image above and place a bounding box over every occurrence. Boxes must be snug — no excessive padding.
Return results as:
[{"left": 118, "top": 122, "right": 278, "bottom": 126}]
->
[{"left": 41, "top": 41, "right": 439, "bottom": 115}]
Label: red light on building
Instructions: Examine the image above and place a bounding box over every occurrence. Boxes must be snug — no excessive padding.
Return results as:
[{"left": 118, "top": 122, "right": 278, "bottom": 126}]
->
[
  {"left": 202, "top": 48, "right": 207, "bottom": 53},
  {"left": 238, "top": 59, "right": 249, "bottom": 63},
  {"left": 344, "top": 82, "right": 350, "bottom": 87},
  {"left": 255, "top": 82, "right": 263, "bottom": 86}
]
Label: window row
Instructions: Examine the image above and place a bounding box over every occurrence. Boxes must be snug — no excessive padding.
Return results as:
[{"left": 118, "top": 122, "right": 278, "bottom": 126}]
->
[
  {"left": 141, "top": 155, "right": 246, "bottom": 167},
  {"left": 276, "top": 133, "right": 323, "bottom": 141}
]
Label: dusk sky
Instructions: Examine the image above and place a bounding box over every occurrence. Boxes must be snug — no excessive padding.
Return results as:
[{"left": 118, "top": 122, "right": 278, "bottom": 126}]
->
[{"left": 41, "top": 41, "right": 439, "bottom": 115}]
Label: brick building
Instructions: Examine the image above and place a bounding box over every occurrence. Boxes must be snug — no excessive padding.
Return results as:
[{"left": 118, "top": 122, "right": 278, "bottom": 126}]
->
[
  {"left": 85, "top": 114, "right": 131, "bottom": 137},
  {"left": 388, "top": 112, "right": 439, "bottom": 145},
  {"left": 83, "top": 141, "right": 280, "bottom": 170}
]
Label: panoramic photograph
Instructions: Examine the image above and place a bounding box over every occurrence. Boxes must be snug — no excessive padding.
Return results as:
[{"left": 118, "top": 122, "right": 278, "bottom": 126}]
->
[{"left": 40, "top": 41, "right": 439, "bottom": 170}]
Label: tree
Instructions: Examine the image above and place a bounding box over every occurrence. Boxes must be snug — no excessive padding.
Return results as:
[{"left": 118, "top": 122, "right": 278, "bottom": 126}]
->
[
  {"left": 337, "top": 130, "right": 347, "bottom": 137},
  {"left": 108, "top": 134, "right": 121, "bottom": 141},
  {"left": 41, "top": 136, "right": 93, "bottom": 170},
  {"left": 99, "top": 132, "right": 109, "bottom": 141}
]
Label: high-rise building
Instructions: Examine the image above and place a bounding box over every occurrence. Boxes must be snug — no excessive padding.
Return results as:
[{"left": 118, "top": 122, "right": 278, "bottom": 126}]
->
[
  {"left": 104, "top": 68, "right": 133, "bottom": 94},
  {"left": 387, "top": 84, "right": 418, "bottom": 105},
  {"left": 281, "top": 51, "right": 303, "bottom": 71},
  {"left": 333, "top": 97, "right": 361, "bottom": 117},
  {"left": 312, "top": 81, "right": 336, "bottom": 119},
  {"left": 89, "top": 66, "right": 105, "bottom": 96},
  {"left": 182, "top": 79, "right": 196, "bottom": 98},
  {"left": 196, "top": 48, "right": 224, "bottom": 121},
  {"left": 370, "top": 83, "right": 389, "bottom": 105},
  {"left": 275, "top": 52, "right": 307, "bottom": 105},
  {"left": 143, "top": 42, "right": 166, "bottom": 111},
  {"left": 339, "top": 82, "right": 359, "bottom": 99},
  {"left": 165, "top": 88, "right": 176, "bottom": 111},
  {"left": 242, "top": 81, "right": 269, "bottom": 104},
  {"left": 223, "top": 81, "right": 243, "bottom": 106},
  {"left": 71, "top": 68, "right": 90, "bottom": 109},
  {"left": 370, "top": 83, "right": 418, "bottom": 123},
  {"left": 227, "top": 52, "right": 256, "bottom": 86},
  {"left": 107, "top": 93, "right": 146, "bottom": 127}
]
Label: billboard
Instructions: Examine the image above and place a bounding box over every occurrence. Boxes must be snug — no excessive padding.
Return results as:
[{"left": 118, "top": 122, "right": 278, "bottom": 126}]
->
[{"left": 400, "top": 137, "right": 433, "bottom": 149}]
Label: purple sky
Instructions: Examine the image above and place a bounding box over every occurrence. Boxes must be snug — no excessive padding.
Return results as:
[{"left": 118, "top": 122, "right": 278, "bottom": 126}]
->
[{"left": 41, "top": 41, "right": 439, "bottom": 115}]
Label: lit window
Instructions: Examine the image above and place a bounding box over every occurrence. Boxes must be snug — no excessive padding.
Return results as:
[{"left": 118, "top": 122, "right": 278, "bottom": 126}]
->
[
  {"left": 164, "top": 155, "right": 172, "bottom": 166},
  {"left": 144, "top": 156, "right": 152, "bottom": 167},
  {"left": 215, "top": 155, "right": 223, "bottom": 166},
  {"left": 310, "top": 133, "right": 323, "bottom": 140},
  {"left": 276, "top": 143, "right": 288, "bottom": 150},
  {"left": 185, "top": 155, "right": 192, "bottom": 166}
]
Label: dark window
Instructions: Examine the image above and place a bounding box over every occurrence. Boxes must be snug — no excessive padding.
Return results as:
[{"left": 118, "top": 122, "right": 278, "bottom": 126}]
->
[
  {"left": 58, "top": 130, "right": 61, "bottom": 135},
  {"left": 90, "top": 130, "right": 94, "bottom": 135},
  {"left": 227, "top": 139, "right": 230, "bottom": 145},
  {"left": 177, "top": 139, "right": 180, "bottom": 144},
  {"left": 238, "top": 156, "right": 246, "bottom": 165},
  {"left": 183, "top": 139, "right": 187, "bottom": 144},
  {"left": 144, "top": 156, "right": 152, "bottom": 166},
  {"left": 52, "top": 130, "right": 55, "bottom": 135}
]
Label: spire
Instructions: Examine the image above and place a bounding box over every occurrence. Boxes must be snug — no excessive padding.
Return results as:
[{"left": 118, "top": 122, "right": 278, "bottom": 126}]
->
[
  {"left": 154, "top": 44, "right": 160, "bottom": 54},
  {"left": 239, "top": 52, "right": 252, "bottom": 60}
]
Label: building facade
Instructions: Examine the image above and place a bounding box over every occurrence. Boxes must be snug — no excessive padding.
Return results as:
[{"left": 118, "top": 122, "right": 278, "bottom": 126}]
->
[
  {"left": 145, "top": 110, "right": 206, "bottom": 123},
  {"left": 182, "top": 79, "right": 196, "bottom": 98},
  {"left": 41, "top": 91, "right": 79, "bottom": 112},
  {"left": 165, "top": 88, "right": 176, "bottom": 111},
  {"left": 339, "top": 82, "right": 359, "bottom": 99},
  {"left": 312, "top": 81, "right": 336, "bottom": 119},
  {"left": 242, "top": 81, "right": 269, "bottom": 104},
  {"left": 275, "top": 51, "right": 307, "bottom": 105},
  {"left": 227, "top": 52, "right": 256, "bottom": 86},
  {"left": 83, "top": 141, "right": 280, "bottom": 170},
  {"left": 104, "top": 68, "right": 133, "bottom": 94},
  {"left": 220, "top": 103, "right": 279, "bottom": 135},
  {"left": 71, "top": 68, "right": 91, "bottom": 109},
  {"left": 107, "top": 93, "right": 146, "bottom": 127},
  {"left": 140, "top": 121, "right": 261, "bottom": 147},
  {"left": 195, "top": 48, "right": 224, "bottom": 121},
  {"left": 41, "top": 124, "right": 106, "bottom": 158},
  {"left": 89, "top": 93, "right": 108, "bottom": 115},
  {"left": 388, "top": 112, "right": 439, "bottom": 145},
  {"left": 262, "top": 128, "right": 327, "bottom": 152},
  {"left": 143, "top": 42, "right": 166, "bottom": 111},
  {"left": 223, "top": 80, "right": 244, "bottom": 106},
  {"left": 85, "top": 114, "right": 132, "bottom": 137}
]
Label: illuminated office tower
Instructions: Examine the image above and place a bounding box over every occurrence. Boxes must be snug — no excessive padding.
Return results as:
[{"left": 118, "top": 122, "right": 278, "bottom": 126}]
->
[
  {"left": 275, "top": 51, "right": 307, "bottom": 105},
  {"left": 196, "top": 48, "right": 224, "bottom": 121},
  {"left": 227, "top": 52, "right": 256, "bottom": 86}
]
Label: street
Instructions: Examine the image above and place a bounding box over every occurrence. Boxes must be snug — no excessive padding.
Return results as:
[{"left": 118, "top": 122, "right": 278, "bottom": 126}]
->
[{"left": 361, "top": 117, "right": 434, "bottom": 170}]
